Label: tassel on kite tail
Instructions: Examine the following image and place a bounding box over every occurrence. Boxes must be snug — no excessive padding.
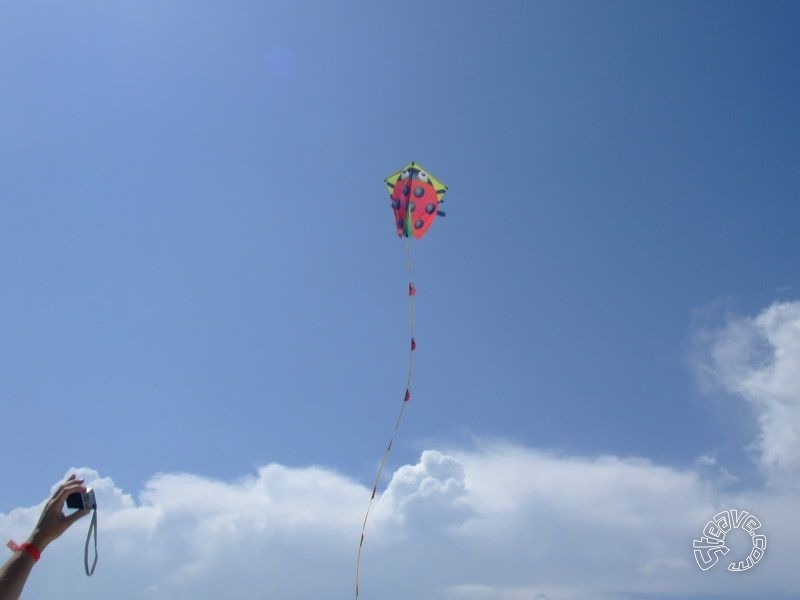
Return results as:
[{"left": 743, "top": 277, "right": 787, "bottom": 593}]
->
[{"left": 355, "top": 238, "right": 416, "bottom": 600}]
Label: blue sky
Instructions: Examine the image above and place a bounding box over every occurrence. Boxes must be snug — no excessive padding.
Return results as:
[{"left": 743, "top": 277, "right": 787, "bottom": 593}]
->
[{"left": 1, "top": 2, "right": 798, "bottom": 599}]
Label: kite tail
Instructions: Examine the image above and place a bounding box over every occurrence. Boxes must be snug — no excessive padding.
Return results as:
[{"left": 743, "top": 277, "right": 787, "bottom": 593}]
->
[{"left": 355, "top": 238, "right": 416, "bottom": 600}]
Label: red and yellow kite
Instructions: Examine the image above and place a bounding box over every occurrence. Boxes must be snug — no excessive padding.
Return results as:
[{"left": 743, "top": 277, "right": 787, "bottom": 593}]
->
[{"left": 384, "top": 162, "right": 448, "bottom": 239}]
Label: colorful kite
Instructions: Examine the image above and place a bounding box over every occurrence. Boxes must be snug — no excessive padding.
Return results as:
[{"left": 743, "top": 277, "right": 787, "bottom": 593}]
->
[
  {"left": 385, "top": 162, "right": 448, "bottom": 239},
  {"left": 355, "top": 162, "right": 448, "bottom": 599}
]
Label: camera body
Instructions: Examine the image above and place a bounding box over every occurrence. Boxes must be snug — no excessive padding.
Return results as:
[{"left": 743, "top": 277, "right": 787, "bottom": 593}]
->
[{"left": 66, "top": 487, "right": 96, "bottom": 511}]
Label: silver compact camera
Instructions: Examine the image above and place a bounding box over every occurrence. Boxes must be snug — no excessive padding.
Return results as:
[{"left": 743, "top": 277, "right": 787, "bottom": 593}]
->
[{"left": 66, "top": 487, "right": 96, "bottom": 511}]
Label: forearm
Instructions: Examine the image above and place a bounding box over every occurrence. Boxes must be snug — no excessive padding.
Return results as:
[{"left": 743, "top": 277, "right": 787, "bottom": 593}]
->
[
  {"left": 0, "top": 530, "right": 52, "bottom": 599},
  {"left": 0, "top": 550, "right": 36, "bottom": 600}
]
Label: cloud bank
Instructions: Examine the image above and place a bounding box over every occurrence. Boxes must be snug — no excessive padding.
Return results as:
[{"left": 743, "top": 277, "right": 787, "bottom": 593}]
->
[
  {"left": 698, "top": 301, "right": 800, "bottom": 487},
  {"left": 2, "top": 301, "right": 798, "bottom": 599}
]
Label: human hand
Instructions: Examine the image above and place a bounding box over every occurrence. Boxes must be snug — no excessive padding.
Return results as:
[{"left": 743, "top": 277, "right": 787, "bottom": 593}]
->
[{"left": 27, "top": 474, "right": 90, "bottom": 552}]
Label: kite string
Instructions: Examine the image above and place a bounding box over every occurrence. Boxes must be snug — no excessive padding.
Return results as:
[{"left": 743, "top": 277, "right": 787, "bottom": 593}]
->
[{"left": 355, "top": 238, "right": 416, "bottom": 600}]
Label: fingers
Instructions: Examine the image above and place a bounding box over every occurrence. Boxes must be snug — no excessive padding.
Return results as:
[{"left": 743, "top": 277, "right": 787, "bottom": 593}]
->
[
  {"left": 58, "top": 476, "right": 92, "bottom": 530},
  {"left": 57, "top": 474, "right": 79, "bottom": 492},
  {"left": 56, "top": 475, "right": 86, "bottom": 498},
  {"left": 47, "top": 475, "right": 87, "bottom": 514}
]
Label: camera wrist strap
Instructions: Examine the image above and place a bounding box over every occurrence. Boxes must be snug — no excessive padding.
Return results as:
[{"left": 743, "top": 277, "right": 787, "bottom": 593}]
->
[{"left": 84, "top": 508, "right": 98, "bottom": 576}]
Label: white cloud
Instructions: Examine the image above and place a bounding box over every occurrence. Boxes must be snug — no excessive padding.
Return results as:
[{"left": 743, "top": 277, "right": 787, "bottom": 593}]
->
[
  {"left": 698, "top": 301, "right": 800, "bottom": 486},
  {"left": 2, "top": 446, "right": 797, "bottom": 600},
  {"left": 4, "top": 300, "right": 799, "bottom": 599}
]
